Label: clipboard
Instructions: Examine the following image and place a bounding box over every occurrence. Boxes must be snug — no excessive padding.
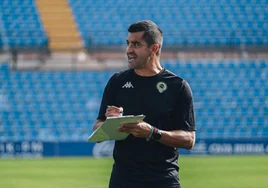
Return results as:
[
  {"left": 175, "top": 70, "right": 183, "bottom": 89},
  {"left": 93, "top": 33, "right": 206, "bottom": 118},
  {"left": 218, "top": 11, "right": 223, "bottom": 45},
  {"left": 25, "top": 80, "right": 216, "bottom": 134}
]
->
[{"left": 88, "top": 115, "right": 146, "bottom": 142}]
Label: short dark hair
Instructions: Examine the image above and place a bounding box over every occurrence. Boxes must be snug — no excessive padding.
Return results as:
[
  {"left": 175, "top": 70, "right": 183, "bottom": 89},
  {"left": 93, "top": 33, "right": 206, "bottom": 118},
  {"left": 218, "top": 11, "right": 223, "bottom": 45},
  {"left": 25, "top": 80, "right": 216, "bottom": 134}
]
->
[{"left": 128, "top": 20, "right": 163, "bottom": 55}]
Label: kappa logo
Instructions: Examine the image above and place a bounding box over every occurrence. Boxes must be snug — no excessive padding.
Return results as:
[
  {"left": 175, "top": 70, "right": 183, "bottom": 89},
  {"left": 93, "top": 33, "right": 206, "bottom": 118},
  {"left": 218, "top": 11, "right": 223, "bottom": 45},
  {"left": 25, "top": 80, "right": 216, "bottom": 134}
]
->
[{"left": 122, "top": 82, "right": 134, "bottom": 88}]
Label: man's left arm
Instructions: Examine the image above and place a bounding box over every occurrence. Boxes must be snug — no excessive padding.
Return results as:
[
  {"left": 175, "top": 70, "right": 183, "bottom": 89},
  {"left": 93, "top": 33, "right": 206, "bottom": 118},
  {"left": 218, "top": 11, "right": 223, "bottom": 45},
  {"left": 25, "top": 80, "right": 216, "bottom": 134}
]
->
[
  {"left": 160, "top": 80, "right": 196, "bottom": 150},
  {"left": 159, "top": 130, "right": 195, "bottom": 150},
  {"left": 118, "top": 122, "right": 196, "bottom": 150}
]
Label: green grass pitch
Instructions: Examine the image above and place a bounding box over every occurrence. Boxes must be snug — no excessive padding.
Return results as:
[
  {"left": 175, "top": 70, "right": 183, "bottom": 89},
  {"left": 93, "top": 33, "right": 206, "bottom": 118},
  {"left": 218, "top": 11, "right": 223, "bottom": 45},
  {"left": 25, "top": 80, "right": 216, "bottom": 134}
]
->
[{"left": 0, "top": 155, "right": 267, "bottom": 188}]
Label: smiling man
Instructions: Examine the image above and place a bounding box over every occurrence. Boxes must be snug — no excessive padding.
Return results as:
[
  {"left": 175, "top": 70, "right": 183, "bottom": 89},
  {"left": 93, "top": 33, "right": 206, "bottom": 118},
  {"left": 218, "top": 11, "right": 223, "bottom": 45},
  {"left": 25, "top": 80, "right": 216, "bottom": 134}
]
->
[{"left": 93, "top": 20, "right": 196, "bottom": 188}]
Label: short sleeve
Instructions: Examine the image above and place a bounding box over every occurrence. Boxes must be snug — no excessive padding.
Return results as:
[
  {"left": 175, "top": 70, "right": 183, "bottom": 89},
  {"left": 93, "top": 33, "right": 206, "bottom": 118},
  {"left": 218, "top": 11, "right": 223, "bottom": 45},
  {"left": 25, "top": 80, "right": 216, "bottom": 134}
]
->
[
  {"left": 175, "top": 80, "right": 196, "bottom": 131},
  {"left": 97, "top": 74, "right": 117, "bottom": 121}
]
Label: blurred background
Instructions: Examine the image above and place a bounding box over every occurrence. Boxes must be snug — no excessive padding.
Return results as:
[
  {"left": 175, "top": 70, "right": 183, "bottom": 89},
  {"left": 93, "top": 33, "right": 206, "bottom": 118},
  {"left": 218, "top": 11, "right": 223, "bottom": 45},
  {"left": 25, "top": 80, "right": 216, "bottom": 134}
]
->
[{"left": 0, "top": 0, "right": 267, "bottom": 187}]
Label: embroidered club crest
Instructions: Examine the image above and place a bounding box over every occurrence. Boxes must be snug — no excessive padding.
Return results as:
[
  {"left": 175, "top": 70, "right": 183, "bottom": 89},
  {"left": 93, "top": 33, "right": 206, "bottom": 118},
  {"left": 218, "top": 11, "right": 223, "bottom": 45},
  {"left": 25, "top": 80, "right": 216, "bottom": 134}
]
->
[{"left": 156, "top": 82, "right": 167, "bottom": 93}]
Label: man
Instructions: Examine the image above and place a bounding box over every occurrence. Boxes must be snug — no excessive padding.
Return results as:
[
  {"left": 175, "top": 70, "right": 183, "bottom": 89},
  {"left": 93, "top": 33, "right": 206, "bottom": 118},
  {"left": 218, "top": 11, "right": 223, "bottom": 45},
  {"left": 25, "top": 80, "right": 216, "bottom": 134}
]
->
[{"left": 93, "top": 20, "right": 196, "bottom": 188}]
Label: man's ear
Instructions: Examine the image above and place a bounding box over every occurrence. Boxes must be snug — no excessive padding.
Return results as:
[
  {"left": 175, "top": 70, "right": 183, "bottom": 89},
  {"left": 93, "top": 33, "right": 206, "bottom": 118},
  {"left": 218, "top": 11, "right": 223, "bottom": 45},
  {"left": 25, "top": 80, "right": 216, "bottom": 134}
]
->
[{"left": 151, "top": 44, "right": 159, "bottom": 55}]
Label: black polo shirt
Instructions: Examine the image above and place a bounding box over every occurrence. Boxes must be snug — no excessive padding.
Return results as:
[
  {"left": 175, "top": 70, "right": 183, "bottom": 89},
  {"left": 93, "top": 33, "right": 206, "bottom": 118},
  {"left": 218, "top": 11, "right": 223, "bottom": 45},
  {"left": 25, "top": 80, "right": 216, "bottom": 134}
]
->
[{"left": 97, "top": 68, "right": 196, "bottom": 188}]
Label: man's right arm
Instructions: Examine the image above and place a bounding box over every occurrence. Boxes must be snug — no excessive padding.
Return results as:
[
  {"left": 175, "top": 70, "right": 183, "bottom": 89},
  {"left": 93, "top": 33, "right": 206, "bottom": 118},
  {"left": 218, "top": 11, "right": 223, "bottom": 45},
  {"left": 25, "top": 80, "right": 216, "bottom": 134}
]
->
[{"left": 93, "top": 106, "right": 123, "bottom": 131}]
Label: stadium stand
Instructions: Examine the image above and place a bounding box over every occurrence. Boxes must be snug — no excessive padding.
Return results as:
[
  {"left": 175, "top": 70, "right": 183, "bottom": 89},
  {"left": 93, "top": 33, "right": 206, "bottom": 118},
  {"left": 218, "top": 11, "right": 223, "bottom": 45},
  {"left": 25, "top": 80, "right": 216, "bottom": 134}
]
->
[
  {"left": 0, "top": 60, "right": 267, "bottom": 141},
  {"left": 0, "top": 0, "right": 48, "bottom": 48},
  {"left": 68, "top": 0, "right": 268, "bottom": 48},
  {"left": 0, "top": 34, "right": 2, "bottom": 51},
  {"left": 35, "top": 0, "right": 82, "bottom": 51},
  {"left": 0, "top": 0, "right": 267, "bottom": 156}
]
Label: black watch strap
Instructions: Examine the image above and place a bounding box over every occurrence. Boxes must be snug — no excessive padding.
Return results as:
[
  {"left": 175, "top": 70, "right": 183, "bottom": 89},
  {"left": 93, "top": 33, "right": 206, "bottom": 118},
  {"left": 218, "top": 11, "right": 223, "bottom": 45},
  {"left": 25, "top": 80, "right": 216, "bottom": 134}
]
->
[{"left": 152, "top": 128, "right": 162, "bottom": 141}]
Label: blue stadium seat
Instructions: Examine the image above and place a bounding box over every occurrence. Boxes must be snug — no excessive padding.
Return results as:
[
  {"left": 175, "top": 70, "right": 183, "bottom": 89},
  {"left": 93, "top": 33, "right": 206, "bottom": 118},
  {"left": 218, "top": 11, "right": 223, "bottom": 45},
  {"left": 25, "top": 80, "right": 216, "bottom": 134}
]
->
[
  {"left": 0, "top": 60, "right": 267, "bottom": 141},
  {"left": 0, "top": 0, "right": 48, "bottom": 47},
  {"left": 68, "top": 0, "right": 268, "bottom": 47},
  {"left": 0, "top": 34, "right": 2, "bottom": 50}
]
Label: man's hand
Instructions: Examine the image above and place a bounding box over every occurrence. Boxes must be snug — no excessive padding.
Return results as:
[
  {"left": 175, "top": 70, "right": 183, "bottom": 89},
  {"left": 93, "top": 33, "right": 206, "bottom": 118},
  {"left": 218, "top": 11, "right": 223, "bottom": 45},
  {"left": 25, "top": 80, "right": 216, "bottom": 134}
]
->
[
  {"left": 94, "top": 105, "right": 123, "bottom": 131},
  {"left": 105, "top": 106, "right": 123, "bottom": 117},
  {"left": 117, "top": 121, "right": 151, "bottom": 138}
]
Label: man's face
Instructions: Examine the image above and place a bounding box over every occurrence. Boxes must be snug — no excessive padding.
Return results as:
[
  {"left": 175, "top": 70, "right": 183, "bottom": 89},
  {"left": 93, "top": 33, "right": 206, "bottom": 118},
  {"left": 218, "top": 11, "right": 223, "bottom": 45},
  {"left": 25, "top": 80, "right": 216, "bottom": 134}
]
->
[{"left": 126, "top": 31, "right": 151, "bottom": 69}]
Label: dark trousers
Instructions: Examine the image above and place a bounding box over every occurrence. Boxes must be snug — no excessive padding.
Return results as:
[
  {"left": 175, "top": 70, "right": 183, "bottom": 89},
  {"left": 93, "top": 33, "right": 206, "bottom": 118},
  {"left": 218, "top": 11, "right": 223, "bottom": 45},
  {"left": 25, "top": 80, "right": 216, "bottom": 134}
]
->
[
  {"left": 109, "top": 182, "right": 130, "bottom": 188},
  {"left": 109, "top": 181, "right": 181, "bottom": 188}
]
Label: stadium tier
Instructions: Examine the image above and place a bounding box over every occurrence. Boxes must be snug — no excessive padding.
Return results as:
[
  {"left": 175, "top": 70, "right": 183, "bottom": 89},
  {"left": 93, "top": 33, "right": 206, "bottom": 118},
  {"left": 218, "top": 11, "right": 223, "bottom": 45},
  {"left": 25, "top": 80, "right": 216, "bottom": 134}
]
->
[
  {"left": 0, "top": 60, "right": 267, "bottom": 141},
  {"left": 0, "top": 0, "right": 267, "bottom": 49},
  {"left": 0, "top": 34, "right": 2, "bottom": 50},
  {"left": 0, "top": 0, "right": 48, "bottom": 48},
  {"left": 68, "top": 0, "right": 268, "bottom": 47}
]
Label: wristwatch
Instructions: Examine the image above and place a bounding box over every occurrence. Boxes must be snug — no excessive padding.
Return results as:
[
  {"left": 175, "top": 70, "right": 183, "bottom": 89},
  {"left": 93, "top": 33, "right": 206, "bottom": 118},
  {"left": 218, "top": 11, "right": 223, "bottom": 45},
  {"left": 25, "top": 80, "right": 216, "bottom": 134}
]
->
[{"left": 152, "top": 129, "right": 162, "bottom": 141}]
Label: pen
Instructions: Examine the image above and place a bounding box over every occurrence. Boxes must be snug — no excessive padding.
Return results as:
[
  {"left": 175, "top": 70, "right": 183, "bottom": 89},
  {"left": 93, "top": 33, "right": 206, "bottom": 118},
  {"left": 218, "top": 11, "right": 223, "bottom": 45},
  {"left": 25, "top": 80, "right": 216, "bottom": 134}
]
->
[{"left": 107, "top": 105, "right": 123, "bottom": 115}]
